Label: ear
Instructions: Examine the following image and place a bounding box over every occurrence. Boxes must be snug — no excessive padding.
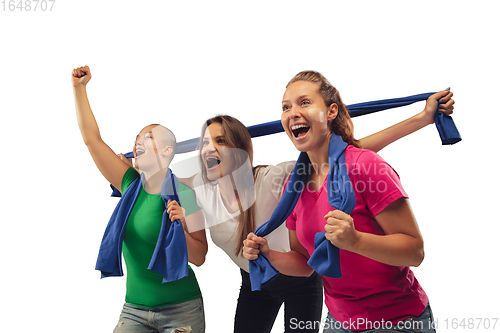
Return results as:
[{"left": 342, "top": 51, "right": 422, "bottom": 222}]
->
[
  {"left": 327, "top": 103, "right": 338, "bottom": 122},
  {"left": 162, "top": 146, "right": 174, "bottom": 158}
]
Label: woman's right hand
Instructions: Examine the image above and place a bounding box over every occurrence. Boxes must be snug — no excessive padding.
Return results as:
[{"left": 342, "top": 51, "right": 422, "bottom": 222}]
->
[
  {"left": 72, "top": 65, "right": 91, "bottom": 87},
  {"left": 242, "top": 232, "right": 269, "bottom": 260}
]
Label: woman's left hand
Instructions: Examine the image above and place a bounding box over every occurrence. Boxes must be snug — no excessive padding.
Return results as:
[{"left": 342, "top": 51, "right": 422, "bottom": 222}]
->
[
  {"left": 422, "top": 89, "right": 455, "bottom": 125},
  {"left": 167, "top": 200, "right": 186, "bottom": 226},
  {"left": 324, "top": 210, "right": 359, "bottom": 251}
]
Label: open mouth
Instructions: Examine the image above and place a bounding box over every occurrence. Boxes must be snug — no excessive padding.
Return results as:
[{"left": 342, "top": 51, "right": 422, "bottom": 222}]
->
[
  {"left": 291, "top": 124, "right": 310, "bottom": 139},
  {"left": 135, "top": 148, "right": 145, "bottom": 157},
  {"left": 206, "top": 156, "right": 221, "bottom": 169}
]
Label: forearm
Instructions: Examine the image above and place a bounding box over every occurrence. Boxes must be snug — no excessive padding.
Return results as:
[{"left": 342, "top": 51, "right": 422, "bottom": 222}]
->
[
  {"left": 359, "top": 112, "right": 430, "bottom": 152},
  {"left": 184, "top": 231, "right": 208, "bottom": 267},
  {"left": 73, "top": 85, "right": 102, "bottom": 145},
  {"left": 352, "top": 232, "right": 424, "bottom": 267},
  {"left": 265, "top": 249, "right": 314, "bottom": 277}
]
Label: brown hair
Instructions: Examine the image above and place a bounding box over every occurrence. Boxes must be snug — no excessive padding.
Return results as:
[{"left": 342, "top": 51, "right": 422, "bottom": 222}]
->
[
  {"left": 199, "top": 115, "right": 259, "bottom": 255},
  {"left": 286, "top": 71, "right": 361, "bottom": 148}
]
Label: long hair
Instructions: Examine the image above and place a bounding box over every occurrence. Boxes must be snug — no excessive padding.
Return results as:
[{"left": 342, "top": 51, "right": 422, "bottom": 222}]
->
[
  {"left": 286, "top": 71, "right": 361, "bottom": 148},
  {"left": 198, "top": 115, "right": 259, "bottom": 256}
]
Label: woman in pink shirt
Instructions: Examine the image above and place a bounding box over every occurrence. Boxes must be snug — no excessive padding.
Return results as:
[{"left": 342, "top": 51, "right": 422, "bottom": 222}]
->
[{"left": 243, "top": 70, "right": 454, "bottom": 332}]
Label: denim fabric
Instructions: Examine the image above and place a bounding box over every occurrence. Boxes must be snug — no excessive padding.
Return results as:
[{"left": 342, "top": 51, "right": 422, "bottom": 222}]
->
[
  {"left": 113, "top": 297, "right": 205, "bottom": 333},
  {"left": 234, "top": 269, "right": 323, "bottom": 333},
  {"left": 322, "top": 303, "right": 436, "bottom": 333}
]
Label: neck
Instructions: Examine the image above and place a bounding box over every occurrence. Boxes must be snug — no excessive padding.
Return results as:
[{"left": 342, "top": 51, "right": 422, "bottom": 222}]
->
[
  {"left": 217, "top": 174, "right": 242, "bottom": 214},
  {"left": 306, "top": 133, "right": 332, "bottom": 177},
  {"left": 142, "top": 168, "right": 169, "bottom": 194}
]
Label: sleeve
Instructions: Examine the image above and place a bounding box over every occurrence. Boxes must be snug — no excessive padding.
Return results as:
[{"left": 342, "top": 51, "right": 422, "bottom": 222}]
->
[
  {"left": 353, "top": 150, "right": 408, "bottom": 217},
  {"left": 258, "top": 161, "right": 295, "bottom": 201},
  {"left": 177, "top": 183, "right": 202, "bottom": 216},
  {"left": 121, "top": 167, "right": 140, "bottom": 194}
]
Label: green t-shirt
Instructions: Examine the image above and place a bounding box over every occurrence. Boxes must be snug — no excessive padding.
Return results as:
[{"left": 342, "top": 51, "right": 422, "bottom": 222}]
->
[{"left": 121, "top": 167, "right": 202, "bottom": 308}]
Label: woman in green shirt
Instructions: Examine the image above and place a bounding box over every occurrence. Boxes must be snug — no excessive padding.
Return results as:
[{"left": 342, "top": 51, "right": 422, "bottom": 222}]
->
[{"left": 72, "top": 65, "right": 208, "bottom": 333}]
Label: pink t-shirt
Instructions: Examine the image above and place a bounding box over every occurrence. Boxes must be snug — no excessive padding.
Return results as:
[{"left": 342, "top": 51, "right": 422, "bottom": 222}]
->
[{"left": 286, "top": 146, "right": 428, "bottom": 331}]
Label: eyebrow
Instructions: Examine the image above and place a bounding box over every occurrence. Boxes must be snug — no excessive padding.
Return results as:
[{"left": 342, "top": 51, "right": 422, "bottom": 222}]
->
[
  {"left": 136, "top": 131, "right": 154, "bottom": 140},
  {"left": 203, "top": 135, "right": 225, "bottom": 141},
  {"left": 282, "top": 94, "right": 311, "bottom": 104}
]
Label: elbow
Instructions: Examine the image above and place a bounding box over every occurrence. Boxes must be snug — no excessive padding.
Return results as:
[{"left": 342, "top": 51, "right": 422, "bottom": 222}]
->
[
  {"left": 412, "top": 241, "right": 425, "bottom": 267},
  {"left": 191, "top": 258, "right": 205, "bottom": 267},
  {"left": 191, "top": 248, "right": 208, "bottom": 267},
  {"left": 190, "top": 253, "right": 206, "bottom": 267},
  {"left": 82, "top": 135, "right": 102, "bottom": 148}
]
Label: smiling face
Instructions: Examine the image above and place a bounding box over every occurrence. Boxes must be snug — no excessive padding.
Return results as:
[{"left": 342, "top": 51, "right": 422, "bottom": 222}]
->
[
  {"left": 281, "top": 80, "right": 338, "bottom": 153},
  {"left": 133, "top": 124, "right": 174, "bottom": 172},
  {"left": 200, "top": 122, "right": 237, "bottom": 181}
]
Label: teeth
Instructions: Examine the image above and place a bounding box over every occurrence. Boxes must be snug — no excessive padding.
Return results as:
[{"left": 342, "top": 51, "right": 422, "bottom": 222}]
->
[{"left": 291, "top": 124, "right": 309, "bottom": 130}]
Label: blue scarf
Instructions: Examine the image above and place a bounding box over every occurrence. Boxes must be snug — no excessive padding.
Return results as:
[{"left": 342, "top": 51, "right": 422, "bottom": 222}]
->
[
  {"left": 111, "top": 91, "right": 461, "bottom": 197},
  {"left": 96, "top": 169, "right": 188, "bottom": 283},
  {"left": 180, "top": 91, "right": 460, "bottom": 152},
  {"left": 248, "top": 134, "right": 356, "bottom": 291}
]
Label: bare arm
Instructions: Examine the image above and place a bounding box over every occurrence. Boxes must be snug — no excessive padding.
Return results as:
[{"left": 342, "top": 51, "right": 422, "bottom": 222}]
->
[
  {"left": 243, "top": 231, "right": 314, "bottom": 277},
  {"left": 359, "top": 90, "right": 455, "bottom": 152},
  {"left": 72, "top": 66, "right": 130, "bottom": 191},
  {"left": 324, "top": 198, "right": 424, "bottom": 267},
  {"left": 167, "top": 201, "right": 208, "bottom": 266},
  {"left": 178, "top": 174, "right": 196, "bottom": 189}
]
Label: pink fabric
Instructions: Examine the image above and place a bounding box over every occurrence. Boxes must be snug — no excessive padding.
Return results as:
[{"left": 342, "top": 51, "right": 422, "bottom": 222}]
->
[{"left": 287, "top": 146, "right": 428, "bottom": 330}]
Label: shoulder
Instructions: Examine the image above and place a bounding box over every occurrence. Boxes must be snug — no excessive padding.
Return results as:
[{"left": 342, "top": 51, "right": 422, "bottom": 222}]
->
[
  {"left": 346, "top": 145, "right": 385, "bottom": 165},
  {"left": 345, "top": 146, "right": 408, "bottom": 212},
  {"left": 255, "top": 161, "right": 295, "bottom": 185},
  {"left": 177, "top": 182, "right": 202, "bottom": 215},
  {"left": 121, "top": 167, "right": 140, "bottom": 193},
  {"left": 178, "top": 182, "right": 197, "bottom": 201},
  {"left": 254, "top": 161, "right": 295, "bottom": 199},
  {"left": 346, "top": 146, "right": 399, "bottom": 179}
]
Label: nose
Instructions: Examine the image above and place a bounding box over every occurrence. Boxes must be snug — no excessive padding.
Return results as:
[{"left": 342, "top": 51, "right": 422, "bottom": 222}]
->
[
  {"left": 287, "top": 104, "right": 302, "bottom": 120},
  {"left": 203, "top": 138, "right": 216, "bottom": 153}
]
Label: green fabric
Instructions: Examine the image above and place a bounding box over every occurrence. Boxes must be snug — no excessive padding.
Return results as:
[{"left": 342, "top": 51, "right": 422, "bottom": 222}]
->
[{"left": 120, "top": 167, "right": 202, "bottom": 308}]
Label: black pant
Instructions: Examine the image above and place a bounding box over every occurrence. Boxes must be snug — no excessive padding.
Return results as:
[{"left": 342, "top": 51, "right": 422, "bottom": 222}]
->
[{"left": 234, "top": 269, "right": 323, "bottom": 333}]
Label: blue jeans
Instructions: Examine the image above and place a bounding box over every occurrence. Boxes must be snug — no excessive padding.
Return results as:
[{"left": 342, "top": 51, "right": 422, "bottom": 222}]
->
[
  {"left": 113, "top": 298, "right": 205, "bottom": 333},
  {"left": 322, "top": 303, "right": 436, "bottom": 333}
]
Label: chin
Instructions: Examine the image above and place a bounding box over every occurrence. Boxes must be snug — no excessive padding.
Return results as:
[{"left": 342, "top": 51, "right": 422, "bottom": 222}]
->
[{"left": 205, "top": 169, "right": 220, "bottom": 181}]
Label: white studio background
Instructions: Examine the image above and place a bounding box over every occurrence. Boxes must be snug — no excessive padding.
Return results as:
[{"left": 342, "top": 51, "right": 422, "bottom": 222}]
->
[{"left": 1, "top": 1, "right": 499, "bottom": 332}]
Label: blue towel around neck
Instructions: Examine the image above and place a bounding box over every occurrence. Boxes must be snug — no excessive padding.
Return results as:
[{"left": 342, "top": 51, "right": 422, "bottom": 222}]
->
[
  {"left": 96, "top": 169, "right": 188, "bottom": 283},
  {"left": 248, "top": 134, "right": 357, "bottom": 291}
]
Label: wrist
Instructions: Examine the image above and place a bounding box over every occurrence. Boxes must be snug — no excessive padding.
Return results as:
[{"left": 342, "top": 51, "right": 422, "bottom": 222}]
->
[
  {"left": 417, "top": 109, "right": 435, "bottom": 126},
  {"left": 349, "top": 231, "right": 364, "bottom": 254},
  {"left": 261, "top": 247, "right": 273, "bottom": 259},
  {"left": 73, "top": 83, "right": 87, "bottom": 91}
]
